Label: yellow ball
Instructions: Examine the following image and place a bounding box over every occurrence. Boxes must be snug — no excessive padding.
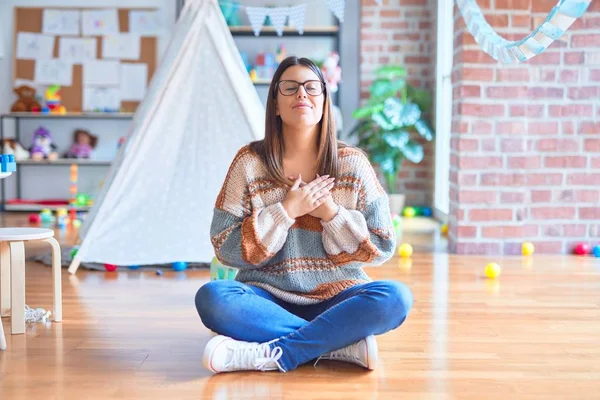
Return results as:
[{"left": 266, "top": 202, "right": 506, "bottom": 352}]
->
[
  {"left": 441, "top": 223, "right": 448, "bottom": 236},
  {"left": 485, "top": 262, "right": 501, "bottom": 279},
  {"left": 403, "top": 207, "right": 416, "bottom": 218},
  {"left": 522, "top": 242, "right": 535, "bottom": 256},
  {"left": 398, "top": 243, "right": 413, "bottom": 258}
]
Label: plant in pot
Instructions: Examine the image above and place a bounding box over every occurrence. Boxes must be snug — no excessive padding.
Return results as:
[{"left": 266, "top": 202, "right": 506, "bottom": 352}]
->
[{"left": 349, "top": 65, "right": 435, "bottom": 216}]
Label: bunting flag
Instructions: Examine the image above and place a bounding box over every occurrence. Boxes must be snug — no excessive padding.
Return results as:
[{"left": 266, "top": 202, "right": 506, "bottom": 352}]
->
[
  {"left": 457, "top": 0, "right": 593, "bottom": 63},
  {"left": 267, "top": 7, "right": 289, "bottom": 36},
  {"left": 287, "top": 4, "right": 307, "bottom": 35},
  {"left": 245, "top": 6, "right": 269, "bottom": 36},
  {"left": 326, "top": 0, "right": 345, "bottom": 23}
]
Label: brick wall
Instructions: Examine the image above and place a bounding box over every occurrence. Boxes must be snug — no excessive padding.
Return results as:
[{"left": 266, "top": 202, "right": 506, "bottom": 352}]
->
[
  {"left": 359, "top": 0, "right": 436, "bottom": 207},
  {"left": 449, "top": 0, "right": 600, "bottom": 255}
]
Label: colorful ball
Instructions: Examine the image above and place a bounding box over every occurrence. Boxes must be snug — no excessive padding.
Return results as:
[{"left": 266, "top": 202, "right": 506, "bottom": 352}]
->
[
  {"left": 104, "top": 264, "right": 117, "bottom": 272},
  {"left": 128, "top": 265, "right": 140, "bottom": 270},
  {"left": 574, "top": 243, "right": 590, "bottom": 255},
  {"left": 403, "top": 207, "right": 416, "bottom": 218},
  {"left": 421, "top": 207, "right": 432, "bottom": 217},
  {"left": 485, "top": 262, "right": 501, "bottom": 279},
  {"left": 592, "top": 245, "right": 600, "bottom": 258},
  {"left": 398, "top": 243, "right": 413, "bottom": 258},
  {"left": 441, "top": 223, "right": 448, "bottom": 236},
  {"left": 522, "top": 242, "right": 535, "bottom": 256},
  {"left": 172, "top": 261, "right": 187, "bottom": 271}
]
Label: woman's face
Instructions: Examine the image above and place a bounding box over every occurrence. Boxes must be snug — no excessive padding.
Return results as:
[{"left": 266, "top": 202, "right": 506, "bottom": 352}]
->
[{"left": 275, "top": 65, "right": 325, "bottom": 130}]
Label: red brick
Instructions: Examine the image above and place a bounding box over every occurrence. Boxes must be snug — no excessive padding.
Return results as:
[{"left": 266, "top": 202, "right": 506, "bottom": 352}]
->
[
  {"left": 461, "top": 50, "right": 497, "bottom": 64},
  {"left": 542, "top": 225, "right": 562, "bottom": 237},
  {"left": 563, "top": 225, "right": 588, "bottom": 237},
  {"left": 405, "top": 56, "right": 431, "bottom": 64},
  {"left": 527, "top": 87, "right": 564, "bottom": 98},
  {"left": 591, "top": 225, "right": 600, "bottom": 237},
  {"left": 572, "top": 34, "right": 600, "bottom": 48},
  {"left": 544, "top": 156, "right": 587, "bottom": 168},
  {"left": 530, "top": 241, "right": 564, "bottom": 254},
  {"left": 564, "top": 52, "right": 585, "bottom": 65},
  {"left": 569, "top": 87, "right": 599, "bottom": 100},
  {"left": 458, "top": 190, "right": 498, "bottom": 204},
  {"left": 456, "top": 242, "right": 501, "bottom": 255},
  {"left": 591, "top": 69, "right": 600, "bottom": 82},
  {"left": 483, "top": 226, "right": 523, "bottom": 238},
  {"left": 567, "top": 173, "right": 600, "bottom": 185},
  {"left": 526, "top": 173, "right": 563, "bottom": 186},
  {"left": 501, "top": 192, "right": 526, "bottom": 203},
  {"left": 592, "top": 157, "right": 600, "bottom": 168},
  {"left": 560, "top": 69, "right": 579, "bottom": 83},
  {"left": 511, "top": 15, "right": 530, "bottom": 27},
  {"left": 532, "top": 190, "right": 552, "bottom": 202},
  {"left": 532, "top": 0, "right": 559, "bottom": 12},
  {"left": 580, "top": 121, "right": 600, "bottom": 134},
  {"left": 486, "top": 86, "right": 528, "bottom": 99},
  {"left": 469, "top": 209, "right": 513, "bottom": 221},
  {"left": 481, "top": 138, "right": 496, "bottom": 151},
  {"left": 539, "top": 69, "right": 556, "bottom": 82},
  {"left": 459, "top": 156, "right": 503, "bottom": 169},
  {"left": 379, "top": 9, "right": 401, "bottom": 18},
  {"left": 457, "top": 226, "right": 478, "bottom": 238},
  {"left": 510, "top": 105, "right": 544, "bottom": 117},
  {"left": 457, "top": 172, "right": 477, "bottom": 185},
  {"left": 549, "top": 105, "right": 594, "bottom": 117},
  {"left": 387, "top": 23, "right": 417, "bottom": 31},
  {"left": 528, "top": 122, "right": 559, "bottom": 135},
  {"left": 575, "top": 190, "right": 600, "bottom": 203},
  {"left": 536, "top": 139, "right": 579, "bottom": 152},
  {"left": 580, "top": 208, "right": 600, "bottom": 219},
  {"left": 460, "top": 103, "right": 505, "bottom": 117},
  {"left": 459, "top": 85, "right": 482, "bottom": 98},
  {"left": 481, "top": 173, "right": 525, "bottom": 186},
  {"left": 463, "top": 67, "right": 494, "bottom": 81},
  {"left": 496, "top": 121, "right": 526, "bottom": 135},
  {"left": 585, "top": 139, "right": 600, "bottom": 152},
  {"left": 486, "top": 14, "right": 509, "bottom": 28},
  {"left": 531, "top": 207, "right": 576, "bottom": 220},
  {"left": 501, "top": 138, "right": 526, "bottom": 152},
  {"left": 508, "top": 156, "right": 541, "bottom": 169},
  {"left": 456, "top": 138, "right": 479, "bottom": 151},
  {"left": 471, "top": 121, "right": 494, "bottom": 135},
  {"left": 497, "top": 0, "right": 530, "bottom": 10},
  {"left": 528, "top": 51, "right": 561, "bottom": 65}
]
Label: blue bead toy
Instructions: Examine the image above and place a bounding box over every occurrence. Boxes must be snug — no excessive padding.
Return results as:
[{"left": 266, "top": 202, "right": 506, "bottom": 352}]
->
[
  {"left": 172, "top": 261, "right": 187, "bottom": 271},
  {"left": 593, "top": 245, "right": 600, "bottom": 258}
]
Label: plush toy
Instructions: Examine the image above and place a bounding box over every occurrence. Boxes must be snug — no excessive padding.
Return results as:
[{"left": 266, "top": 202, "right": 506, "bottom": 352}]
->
[
  {"left": 1, "top": 138, "right": 30, "bottom": 160},
  {"left": 11, "top": 85, "right": 42, "bottom": 113},
  {"left": 65, "top": 129, "right": 98, "bottom": 159},
  {"left": 29, "top": 127, "right": 58, "bottom": 161},
  {"left": 321, "top": 52, "right": 342, "bottom": 93}
]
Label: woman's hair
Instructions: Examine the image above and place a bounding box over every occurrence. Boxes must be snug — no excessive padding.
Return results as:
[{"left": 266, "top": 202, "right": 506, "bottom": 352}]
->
[{"left": 249, "top": 56, "right": 348, "bottom": 186}]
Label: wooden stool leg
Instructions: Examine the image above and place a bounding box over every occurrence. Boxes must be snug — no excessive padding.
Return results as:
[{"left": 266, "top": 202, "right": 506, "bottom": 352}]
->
[
  {"left": 43, "top": 237, "right": 62, "bottom": 322},
  {"left": 0, "top": 241, "right": 10, "bottom": 317},
  {"left": 10, "top": 241, "right": 25, "bottom": 335},
  {"left": 0, "top": 315, "right": 6, "bottom": 350}
]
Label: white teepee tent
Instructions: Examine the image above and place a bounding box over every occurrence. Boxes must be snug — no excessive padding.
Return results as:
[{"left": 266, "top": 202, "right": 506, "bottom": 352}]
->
[{"left": 68, "top": 0, "right": 265, "bottom": 274}]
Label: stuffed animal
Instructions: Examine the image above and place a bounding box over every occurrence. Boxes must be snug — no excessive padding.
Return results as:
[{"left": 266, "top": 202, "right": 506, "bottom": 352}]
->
[
  {"left": 1, "top": 138, "right": 30, "bottom": 160},
  {"left": 65, "top": 129, "right": 98, "bottom": 159},
  {"left": 321, "top": 52, "right": 342, "bottom": 93},
  {"left": 11, "top": 85, "right": 42, "bottom": 113},
  {"left": 29, "top": 127, "right": 58, "bottom": 161}
]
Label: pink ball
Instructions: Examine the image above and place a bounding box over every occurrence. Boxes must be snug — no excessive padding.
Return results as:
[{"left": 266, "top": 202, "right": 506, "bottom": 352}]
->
[
  {"left": 574, "top": 243, "right": 590, "bottom": 256},
  {"left": 104, "top": 264, "right": 118, "bottom": 271}
]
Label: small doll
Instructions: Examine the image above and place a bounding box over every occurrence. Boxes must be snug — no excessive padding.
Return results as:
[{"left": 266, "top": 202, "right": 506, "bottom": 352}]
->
[
  {"left": 29, "top": 127, "right": 58, "bottom": 160},
  {"left": 65, "top": 129, "right": 98, "bottom": 159}
]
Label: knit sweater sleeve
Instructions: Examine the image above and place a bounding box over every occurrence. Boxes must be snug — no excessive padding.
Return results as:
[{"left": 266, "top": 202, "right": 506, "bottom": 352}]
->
[
  {"left": 210, "top": 147, "right": 295, "bottom": 269},
  {"left": 320, "top": 151, "right": 396, "bottom": 267}
]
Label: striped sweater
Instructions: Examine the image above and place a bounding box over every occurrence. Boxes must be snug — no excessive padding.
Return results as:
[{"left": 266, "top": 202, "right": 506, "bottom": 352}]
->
[{"left": 210, "top": 144, "right": 396, "bottom": 305}]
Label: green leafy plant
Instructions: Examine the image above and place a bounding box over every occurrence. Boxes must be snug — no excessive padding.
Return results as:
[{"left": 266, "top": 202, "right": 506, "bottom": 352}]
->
[{"left": 349, "top": 65, "right": 435, "bottom": 194}]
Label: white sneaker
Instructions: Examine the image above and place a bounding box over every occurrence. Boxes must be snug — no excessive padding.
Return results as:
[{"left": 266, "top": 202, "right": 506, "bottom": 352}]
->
[
  {"left": 203, "top": 335, "right": 285, "bottom": 373},
  {"left": 315, "top": 335, "right": 378, "bottom": 370}
]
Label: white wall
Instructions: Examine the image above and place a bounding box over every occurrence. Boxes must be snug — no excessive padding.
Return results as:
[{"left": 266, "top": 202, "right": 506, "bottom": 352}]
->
[{"left": 0, "top": 0, "right": 175, "bottom": 203}]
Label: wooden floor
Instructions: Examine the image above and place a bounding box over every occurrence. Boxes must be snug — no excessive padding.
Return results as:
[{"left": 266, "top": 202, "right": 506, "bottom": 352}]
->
[{"left": 1, "top": 214, "right": 600, "bottom": 399}]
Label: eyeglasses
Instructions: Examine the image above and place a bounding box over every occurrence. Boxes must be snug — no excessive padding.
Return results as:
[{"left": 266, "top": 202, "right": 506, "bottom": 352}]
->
[{"left": 275, "top": 80, "right": 325, "bottom": 96}]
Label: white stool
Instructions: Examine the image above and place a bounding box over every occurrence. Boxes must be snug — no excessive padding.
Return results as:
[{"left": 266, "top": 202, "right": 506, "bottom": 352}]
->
[{"left": 0, "top": 228, "right": 62, "bottom": 345}]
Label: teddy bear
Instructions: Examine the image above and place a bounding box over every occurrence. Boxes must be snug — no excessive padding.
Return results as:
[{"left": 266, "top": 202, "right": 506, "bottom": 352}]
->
[
  {"left": 11, "top": 85, "right": 42, "bottom": 113},
  {"left": 29, "top": 127, "right": 58, "bottom": 161},
  {"left": 64, "top": 129, "right": 98, "bottom": 159},
  {"left": 0, "top": 138, "right": 30, "bottom": 160}
]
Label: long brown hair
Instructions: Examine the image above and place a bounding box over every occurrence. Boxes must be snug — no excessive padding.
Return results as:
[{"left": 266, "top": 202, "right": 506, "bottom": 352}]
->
[{"left": 249, "top": 56, "right": 347, "bottom": 186}]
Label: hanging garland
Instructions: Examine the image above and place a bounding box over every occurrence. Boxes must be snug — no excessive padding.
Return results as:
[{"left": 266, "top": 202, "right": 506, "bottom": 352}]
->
[{"left": 457, "top": 0, "right": 593, "bottom": 63}]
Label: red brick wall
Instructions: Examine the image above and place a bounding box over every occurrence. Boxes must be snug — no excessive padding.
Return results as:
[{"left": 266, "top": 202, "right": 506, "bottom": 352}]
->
[
  {"left": 449, "top": 0, "right": 600, "bottom": 255},
  {"left": 360, "top": 0, "right": 436, "bottom": 207}
]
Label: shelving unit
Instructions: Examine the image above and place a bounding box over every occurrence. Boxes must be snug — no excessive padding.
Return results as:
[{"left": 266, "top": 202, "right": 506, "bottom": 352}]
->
[{"left": 0, "top": 112, "right": 133, "bottom": 212}]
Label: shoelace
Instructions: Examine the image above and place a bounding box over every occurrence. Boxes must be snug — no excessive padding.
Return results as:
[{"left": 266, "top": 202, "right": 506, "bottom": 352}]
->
[
  {"left": 314, "top": 341, "right": 363, "bottom": 367},
  {"left": 226, "top": 342, "right": 284, "bottom": 371}
]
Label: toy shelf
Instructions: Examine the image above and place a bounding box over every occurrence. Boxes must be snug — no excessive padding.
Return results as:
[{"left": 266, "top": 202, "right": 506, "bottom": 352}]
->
[
  {"left": 1, "top": 112, "right": 133, "bottom": 212},
  {"left": 229, "top": 26, "right": 339, "bottom": 37}
]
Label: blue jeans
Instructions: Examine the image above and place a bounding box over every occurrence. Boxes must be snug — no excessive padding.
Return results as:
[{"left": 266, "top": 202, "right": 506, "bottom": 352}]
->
[{"left": 195, "top": 279, "right": 413, "bottom": 372}]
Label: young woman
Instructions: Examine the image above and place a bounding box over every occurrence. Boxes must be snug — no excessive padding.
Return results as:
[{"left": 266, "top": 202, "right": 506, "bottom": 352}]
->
[{"left": 195, "top": 56, "right": 413, "bottom": 373}]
